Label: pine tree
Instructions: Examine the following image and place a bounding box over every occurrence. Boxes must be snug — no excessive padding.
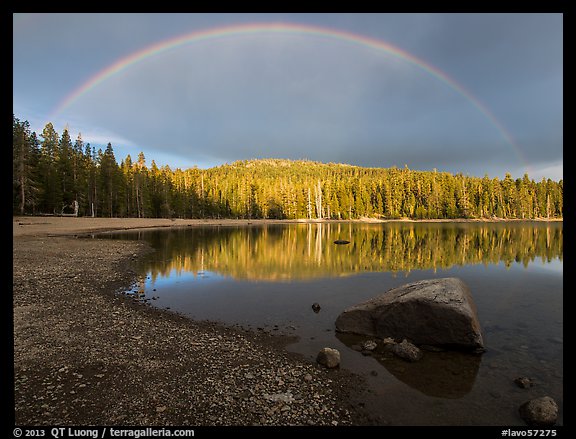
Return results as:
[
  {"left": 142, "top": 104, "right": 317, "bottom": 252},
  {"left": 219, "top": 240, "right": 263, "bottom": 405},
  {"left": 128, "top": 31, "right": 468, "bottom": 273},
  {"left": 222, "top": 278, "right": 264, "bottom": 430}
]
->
[
  {"left": 98, "top": 143, "right": 122, "bottom": 217},
  {"left": 13, "top": 116, "right": 40, "bottom": 214},
  {"left": 58, "top": 128, "right": 74, "bottom": 213},
  {"left": 38, "top": 122, "right": 61, "bottom": 214},
  {"left": 72, "top": 133, "right": 87, "bottom": 214}
]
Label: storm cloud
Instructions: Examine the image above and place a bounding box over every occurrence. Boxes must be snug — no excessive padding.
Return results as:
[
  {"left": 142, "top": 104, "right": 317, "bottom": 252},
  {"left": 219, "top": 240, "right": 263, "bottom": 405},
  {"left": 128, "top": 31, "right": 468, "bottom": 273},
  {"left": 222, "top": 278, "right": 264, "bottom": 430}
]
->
[{"left": 13, "top": 13, "right": 562, "bottom": 181}]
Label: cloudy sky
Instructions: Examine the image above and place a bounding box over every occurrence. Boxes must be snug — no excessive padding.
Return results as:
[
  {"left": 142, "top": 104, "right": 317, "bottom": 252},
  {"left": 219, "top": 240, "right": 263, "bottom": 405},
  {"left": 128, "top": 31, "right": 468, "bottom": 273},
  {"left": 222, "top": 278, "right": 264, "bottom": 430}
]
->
[{"left": 13, "top": 13, "right": 562, "bottom": 180}]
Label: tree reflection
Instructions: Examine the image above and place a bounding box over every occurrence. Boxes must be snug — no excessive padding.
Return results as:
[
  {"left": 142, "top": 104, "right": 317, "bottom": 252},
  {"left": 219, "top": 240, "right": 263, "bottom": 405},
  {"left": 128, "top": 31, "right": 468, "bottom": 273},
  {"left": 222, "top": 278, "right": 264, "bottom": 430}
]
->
[{"left": 115, "top": 222, "right": 562, "bottom": 281}]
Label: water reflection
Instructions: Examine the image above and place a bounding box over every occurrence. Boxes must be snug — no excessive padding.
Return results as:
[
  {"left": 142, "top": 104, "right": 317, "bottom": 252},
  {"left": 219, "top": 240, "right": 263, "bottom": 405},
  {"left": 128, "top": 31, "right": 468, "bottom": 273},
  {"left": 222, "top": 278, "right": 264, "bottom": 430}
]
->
[
  {"left": 108, "top": 222, "right": 562, "bottom": 281},
  {"left": 336, "top": 332, "right": 481, "bottom": 399},
  {"left": 99, "top": 222, "right": 562, "bottom": 422}
]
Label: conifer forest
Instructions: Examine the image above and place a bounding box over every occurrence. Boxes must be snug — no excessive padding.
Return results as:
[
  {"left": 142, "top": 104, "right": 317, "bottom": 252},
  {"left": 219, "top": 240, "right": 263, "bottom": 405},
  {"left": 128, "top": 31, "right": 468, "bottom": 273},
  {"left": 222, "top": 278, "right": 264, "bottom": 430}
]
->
[{"left": 13, "top": 116, "right": 563, "bottom": 220}]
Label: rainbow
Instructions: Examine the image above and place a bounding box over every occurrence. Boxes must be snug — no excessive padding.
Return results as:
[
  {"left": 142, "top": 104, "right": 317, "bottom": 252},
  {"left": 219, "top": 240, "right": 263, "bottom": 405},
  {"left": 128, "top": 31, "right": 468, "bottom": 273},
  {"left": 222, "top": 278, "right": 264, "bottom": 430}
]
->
[{"left": 51, "top": 22, "right": 527, "bottom": 169}]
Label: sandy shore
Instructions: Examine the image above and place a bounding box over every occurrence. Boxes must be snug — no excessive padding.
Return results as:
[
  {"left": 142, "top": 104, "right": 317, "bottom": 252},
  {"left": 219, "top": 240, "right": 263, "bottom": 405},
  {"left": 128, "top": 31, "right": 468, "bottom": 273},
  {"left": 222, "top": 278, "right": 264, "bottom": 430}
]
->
[
  {"left": 12, "top": 217, "right": 373, "bottom": 426},
  {"left": 13, "top": 216, "right": 299, "bottom": 238}
]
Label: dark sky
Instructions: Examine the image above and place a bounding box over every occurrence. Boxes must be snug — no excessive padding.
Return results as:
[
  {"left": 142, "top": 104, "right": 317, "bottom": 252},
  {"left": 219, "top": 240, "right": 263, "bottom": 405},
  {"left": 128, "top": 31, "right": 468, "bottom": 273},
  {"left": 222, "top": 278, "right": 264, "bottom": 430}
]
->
[{"left": 13, "top": 13, "right": 562, "bottom": 180}]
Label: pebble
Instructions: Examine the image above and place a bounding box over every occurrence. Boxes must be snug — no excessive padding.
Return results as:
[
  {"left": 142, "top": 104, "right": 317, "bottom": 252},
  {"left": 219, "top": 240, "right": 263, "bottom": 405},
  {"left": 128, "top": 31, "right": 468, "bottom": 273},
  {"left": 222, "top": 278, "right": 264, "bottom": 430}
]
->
[
  {"left": 361, "top": 340, "right": 378, "bottom": 351},
  {"left": 514, "top": 377, "right": 534, "bottom": 389}
]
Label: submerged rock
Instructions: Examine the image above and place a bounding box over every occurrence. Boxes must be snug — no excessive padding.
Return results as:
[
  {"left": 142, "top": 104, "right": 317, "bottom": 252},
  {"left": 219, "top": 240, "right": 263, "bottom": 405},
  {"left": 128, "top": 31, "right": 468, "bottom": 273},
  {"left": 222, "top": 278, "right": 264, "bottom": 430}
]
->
[
  {"left": 316, "top": 347, "right": 341, "bottom": 368},
  {"left": 519, "top": 396, "right": 558, "bottom": 426},
  {"left": 514, "top": 377, "right": 534, "bottom": 389},
  {"left": 388, "top": 339, "right": 423, "bottom": 362},
  {"left": 361, "top": 340, "right": 378, "bottom": 351},
  {"left": 335, "top": 278, "right": 484, "bottom": 350},
  {"left": 336, "top": 331, "right": 481, "bottom": 399}
]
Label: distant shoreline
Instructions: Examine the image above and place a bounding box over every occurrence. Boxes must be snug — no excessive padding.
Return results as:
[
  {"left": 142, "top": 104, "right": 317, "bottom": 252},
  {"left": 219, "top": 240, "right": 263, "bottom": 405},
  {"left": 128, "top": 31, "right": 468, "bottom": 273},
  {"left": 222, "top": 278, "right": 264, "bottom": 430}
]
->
[{"left": 13, "top": 215, "right": 562, "bottom": 238}]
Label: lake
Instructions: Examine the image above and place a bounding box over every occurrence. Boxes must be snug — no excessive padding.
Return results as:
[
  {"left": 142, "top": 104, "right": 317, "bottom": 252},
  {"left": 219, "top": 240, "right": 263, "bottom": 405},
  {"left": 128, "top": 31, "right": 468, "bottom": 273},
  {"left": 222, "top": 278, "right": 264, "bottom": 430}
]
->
[{"left": 99, "top": 221, "right": 563, "bottom": 426}]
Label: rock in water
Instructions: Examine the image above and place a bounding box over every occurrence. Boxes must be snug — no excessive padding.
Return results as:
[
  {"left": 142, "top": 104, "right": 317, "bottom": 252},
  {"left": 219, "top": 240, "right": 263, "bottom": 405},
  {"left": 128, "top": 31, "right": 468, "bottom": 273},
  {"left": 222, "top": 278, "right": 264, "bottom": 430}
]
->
[
  {"left": 311, "top": 303, "right": 321, "bottom": 313},
  {"left": 334, "top": 240, "right": 350, "bottom": 245},
  {"left": 316, "top": 347, "right": 341, "bottom": 368},
  {"left": 389, "top": 339, "right": 423, "bottom": 362},
  {"left": 519, "top": 396, "right": 558, "bottom": 426},
  {"left": 514, "top": 377, "right": 534, "bottom": 389},
  {"left": 335, "top": 278, "right": 484, "bottom": 350},
  {"left": 361, "top": 340, "right": 378, "bottom": 351}
]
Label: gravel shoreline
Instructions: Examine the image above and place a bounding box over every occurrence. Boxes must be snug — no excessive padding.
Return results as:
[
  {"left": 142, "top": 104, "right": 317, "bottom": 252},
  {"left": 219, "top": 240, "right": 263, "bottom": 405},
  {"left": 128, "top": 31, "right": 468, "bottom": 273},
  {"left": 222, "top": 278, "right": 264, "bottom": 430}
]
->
[{"left": 13, "top": 219, "right": 372, "bottom": 426}]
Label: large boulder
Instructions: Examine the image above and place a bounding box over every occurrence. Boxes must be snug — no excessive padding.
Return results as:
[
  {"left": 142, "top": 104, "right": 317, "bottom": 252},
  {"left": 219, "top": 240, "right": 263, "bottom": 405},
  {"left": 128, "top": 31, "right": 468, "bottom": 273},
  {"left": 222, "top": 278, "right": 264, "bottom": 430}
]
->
[{"left": 335, "top": 278, "right": 484, "bottom": 350}]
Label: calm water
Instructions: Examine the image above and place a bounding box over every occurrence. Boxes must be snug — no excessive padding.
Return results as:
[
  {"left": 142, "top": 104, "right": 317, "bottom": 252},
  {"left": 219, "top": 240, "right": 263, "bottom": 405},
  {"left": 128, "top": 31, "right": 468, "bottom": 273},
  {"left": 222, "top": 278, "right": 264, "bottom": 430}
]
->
[{"left": 99, "top": 222, "right": 563, "bottom": 426}]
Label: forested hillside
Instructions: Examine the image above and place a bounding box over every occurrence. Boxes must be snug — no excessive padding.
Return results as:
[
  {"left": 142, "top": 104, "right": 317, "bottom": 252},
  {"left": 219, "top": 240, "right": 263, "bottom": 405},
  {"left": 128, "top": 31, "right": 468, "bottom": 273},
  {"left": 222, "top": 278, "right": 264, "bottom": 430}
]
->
[{"left": 13, "top": 116, "right": 563, "bottom": 220}]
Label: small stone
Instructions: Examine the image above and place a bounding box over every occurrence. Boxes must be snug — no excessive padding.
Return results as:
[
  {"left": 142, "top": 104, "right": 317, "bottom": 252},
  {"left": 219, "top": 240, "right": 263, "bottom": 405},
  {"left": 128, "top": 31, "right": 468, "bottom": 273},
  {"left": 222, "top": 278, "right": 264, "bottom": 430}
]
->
[
  {"left": 519, "top": 396, "right": 558, "bottom": 426},
  {"left": 304, "top": 374, "right": 313, "bottom": 382},
  {"left": 312, "top": 303, "right": 321, "bottom": 313},
  {"left": 361, "top": 340, "right": 378, "bottom": 351},
  {"left": 264, "top": 392, "right": 295, "bottom": 403},
  {"left": 156, "top": 406, "right": 167, "bottom": 413},
  {"left": 245, "top": 373, "right": 255, "bottom": 379},
  {"left": 514, "top": 377, "right": 534, "bottom": 389},
  {"left": 316, "top": 347, "right": 341, "bottom": 368},
  {"left": 389, "top": 339, "right": 423, "bottom": 362}
]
